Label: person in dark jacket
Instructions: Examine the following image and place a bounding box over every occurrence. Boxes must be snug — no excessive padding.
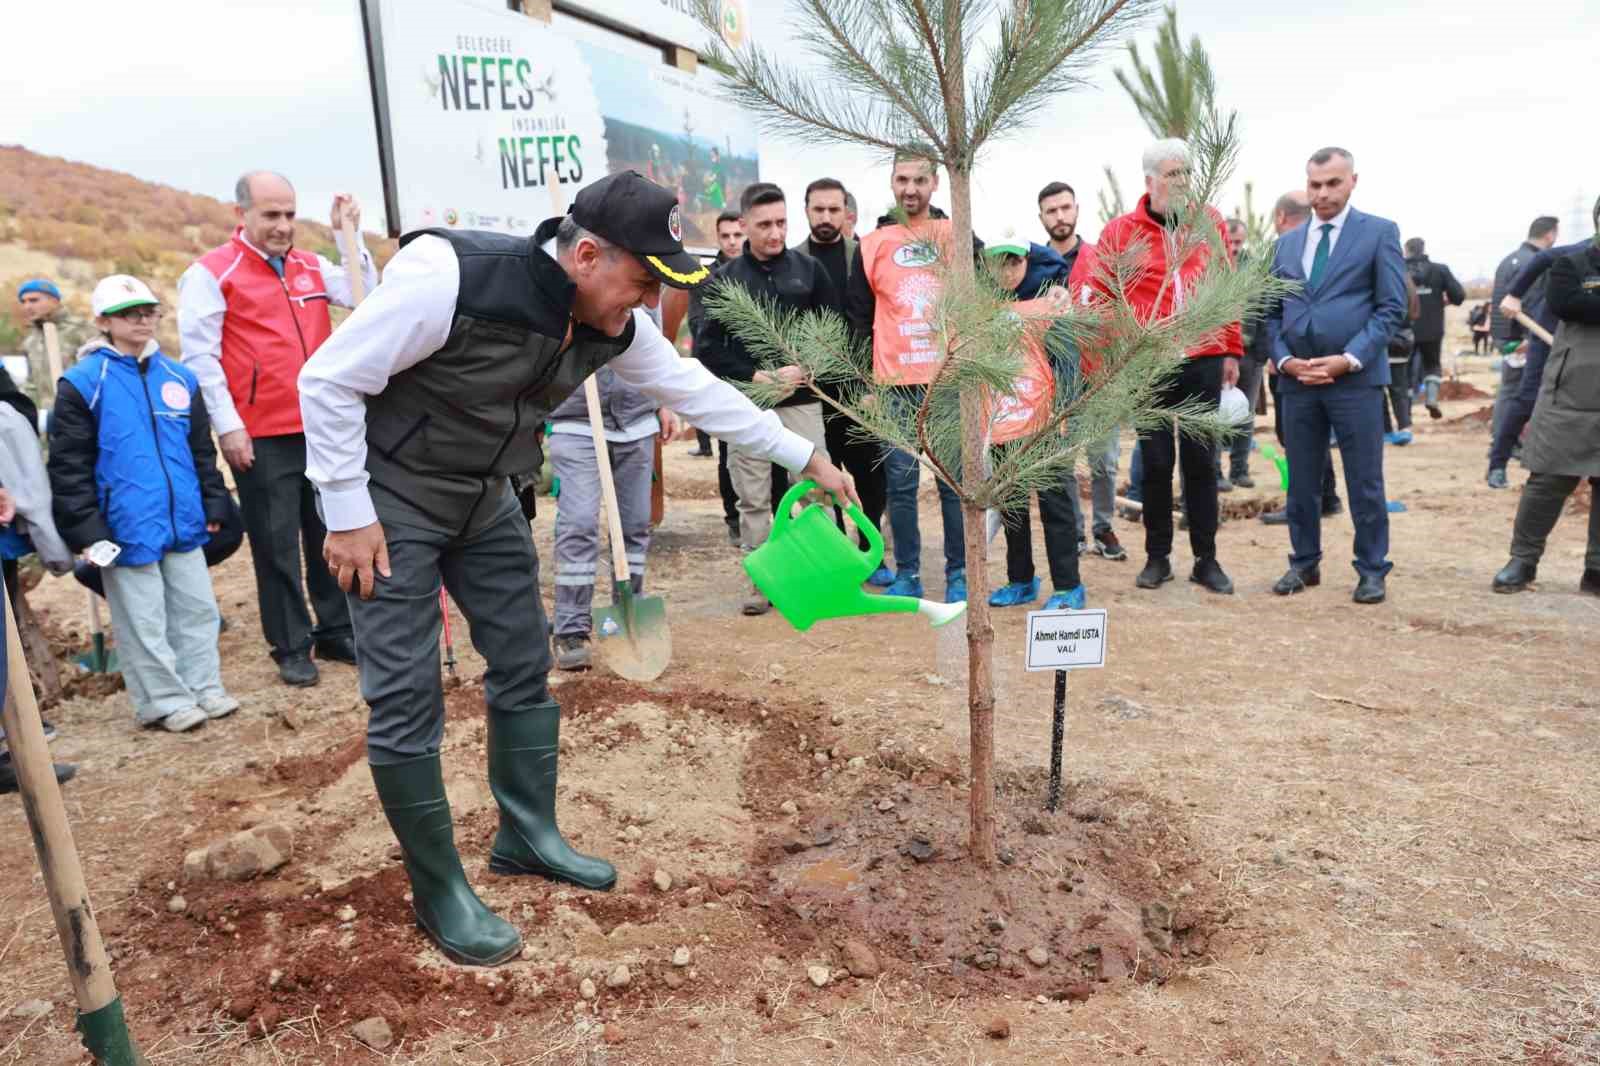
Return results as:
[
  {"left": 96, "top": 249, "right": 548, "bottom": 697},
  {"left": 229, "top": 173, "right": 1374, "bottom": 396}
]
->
[
  {"left": 696, "top": 182, "right": 836, "bottom": 614},
  {"left": 1485, "top": 216, "right": 1560, "bottom": 488},
  {"left": 1402, "top": 238, "right": 1466, "bottom": 419},
  {"left": 1487, "top": 234, "right": 1591, "bottom": 489},
  {"left": 48, "top": 275, "right": 237, "bottom": 733},
  {"left": 1491, "top": 204, "right": 1600, "bottom": 596}
]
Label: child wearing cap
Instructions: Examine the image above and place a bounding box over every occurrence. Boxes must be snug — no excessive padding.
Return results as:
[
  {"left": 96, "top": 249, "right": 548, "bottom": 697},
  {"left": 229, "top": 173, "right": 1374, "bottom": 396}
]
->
[
  {"left": 47, "top": 275, "right": 239, "bottom": 733},
  {"left": 982, "top": 237, "right": 1088, "bottom": 612}
]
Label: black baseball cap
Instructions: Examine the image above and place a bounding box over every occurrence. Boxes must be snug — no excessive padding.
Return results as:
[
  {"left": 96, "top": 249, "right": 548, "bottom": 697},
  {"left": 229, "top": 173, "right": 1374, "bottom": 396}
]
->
[{"left": 570, "top": 170, "right": 711, "bottom": 289}]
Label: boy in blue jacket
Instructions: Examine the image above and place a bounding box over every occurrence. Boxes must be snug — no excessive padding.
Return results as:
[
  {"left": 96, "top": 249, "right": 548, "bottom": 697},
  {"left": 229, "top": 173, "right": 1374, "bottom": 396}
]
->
[{"left": 47, "top": 276, "right": 237, "bottom": 733}]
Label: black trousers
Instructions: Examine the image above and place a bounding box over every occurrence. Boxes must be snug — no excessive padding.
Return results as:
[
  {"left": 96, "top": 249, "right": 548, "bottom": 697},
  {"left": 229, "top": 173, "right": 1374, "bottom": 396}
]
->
[
  {"left": 716, "top": 439, "right": 787, "bottom": 529},
  {"left": 1270, "top": 371, "right": 1341, "bottom": 506},
  {"left": 1000, "top": 482, "right": 1081, "bottom": 591},
  {"left": 1140, "top": 358, "right": 1223, "bottom": 560},
  {"left": 232, "top": 433, "right": 351, "bottom": 659},
  {"left": 1509, "top": 473, "right": 1600, "bottom": 571},
  {"left": 1415, "top": 338, "right": 1443, "bottom": 379},
  {"left": 1383, "top": 359, "right": 1412, "bottom": 432},
  {"left": 823, "top": 406, "right": 887, "bottom": 549}
]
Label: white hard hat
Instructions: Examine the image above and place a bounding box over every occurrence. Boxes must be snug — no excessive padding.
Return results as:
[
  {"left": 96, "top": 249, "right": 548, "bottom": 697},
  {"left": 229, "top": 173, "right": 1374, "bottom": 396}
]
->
[
  {"left": 91, "top": 275, "right": 158, "bottom": 317},
  {"left": 1217, "top": 385, "right": 1252, "bottom": 427}
]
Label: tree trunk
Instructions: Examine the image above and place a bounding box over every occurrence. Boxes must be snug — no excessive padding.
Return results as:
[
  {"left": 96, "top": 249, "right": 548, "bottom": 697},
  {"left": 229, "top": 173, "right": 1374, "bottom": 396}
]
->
[{"left": 943, "top": 162, "right": 998, "bottom": 867}]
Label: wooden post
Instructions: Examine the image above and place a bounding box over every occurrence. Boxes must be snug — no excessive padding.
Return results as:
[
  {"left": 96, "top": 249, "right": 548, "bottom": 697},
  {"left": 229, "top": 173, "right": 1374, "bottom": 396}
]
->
[{"left": 1, "top": 594, "right": 144, "bottom": 1064}]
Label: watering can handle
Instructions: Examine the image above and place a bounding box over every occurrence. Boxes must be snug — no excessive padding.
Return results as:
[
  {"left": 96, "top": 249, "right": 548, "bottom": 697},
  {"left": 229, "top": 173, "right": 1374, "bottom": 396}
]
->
[{"left": 771, "top": 478, "right": 884, "bottom": 567}]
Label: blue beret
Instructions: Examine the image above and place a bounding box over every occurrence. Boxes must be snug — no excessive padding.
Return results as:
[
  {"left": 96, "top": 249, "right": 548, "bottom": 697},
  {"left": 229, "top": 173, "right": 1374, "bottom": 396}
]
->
[{"left": 17, "top": 279, "right": 62, "bottom": 302}]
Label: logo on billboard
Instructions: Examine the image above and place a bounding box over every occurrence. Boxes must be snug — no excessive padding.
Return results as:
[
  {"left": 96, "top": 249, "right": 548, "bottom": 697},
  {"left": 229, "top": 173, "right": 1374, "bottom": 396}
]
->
[
  {"left": 720, "top": 0, "right": 748, "bottom": 48},
  {"left": 444, "top": 208, "right": 459, "bottom": 226}
]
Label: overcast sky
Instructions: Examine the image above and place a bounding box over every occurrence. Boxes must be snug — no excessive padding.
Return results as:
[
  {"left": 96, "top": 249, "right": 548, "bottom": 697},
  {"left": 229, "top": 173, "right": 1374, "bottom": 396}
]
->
[{"left": 7, "top": 0, "right": 1597, "bottom": 280}]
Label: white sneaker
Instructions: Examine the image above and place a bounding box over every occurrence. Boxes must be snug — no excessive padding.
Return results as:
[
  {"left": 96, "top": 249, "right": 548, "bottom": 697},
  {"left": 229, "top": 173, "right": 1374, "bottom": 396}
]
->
[
  {"left": 160, "top": 707, "right": 207, "bottom": 733},
  {"left": 199, "top": 693, "right": 240, "bottom": 720}
]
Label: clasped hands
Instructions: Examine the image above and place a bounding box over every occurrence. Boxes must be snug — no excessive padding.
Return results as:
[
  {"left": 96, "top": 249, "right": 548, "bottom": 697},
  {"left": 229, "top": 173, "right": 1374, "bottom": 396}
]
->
[{"left": 1282, "top": 355, "right": 1354, "bottom": 386}]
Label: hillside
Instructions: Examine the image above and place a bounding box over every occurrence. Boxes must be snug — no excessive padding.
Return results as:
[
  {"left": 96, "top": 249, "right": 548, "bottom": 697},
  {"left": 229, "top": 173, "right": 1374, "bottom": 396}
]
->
[{"left": 0, "top": 145, "right": 397, "bottom": 352}]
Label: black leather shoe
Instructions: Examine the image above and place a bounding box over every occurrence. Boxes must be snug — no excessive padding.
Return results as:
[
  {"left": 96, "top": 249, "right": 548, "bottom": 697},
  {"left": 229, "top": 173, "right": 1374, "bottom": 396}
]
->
[
  {"left": 1492, "top": 558, "right": 1537, "bottom": 594},
  {"left": 1273, "top": 567, "right": 1320, "bottom": 595},
  {"left": 1321, "top": 498, "right": 1344, "bottom": 517},
  {"left": 1260, "top": 508, "right": 1289, "bottom": 526},
  {"left": 1189, "top": 556, "right": 1235, "bottom": 595},
  {"left": 277, "top": 651, "right": 319, "bottom": 687},
  {"left": 314, "top": 635, "right": 358, "bottom": 665},
  {"left": 1581, "top": 569, "right": 1600, "bottom": 597},
  {"left": 1135, "top": 557, "right": 1174, "bottom": 589},
  {"left": 1352, "top": 574, "right": 1386, "bottom": 604},
  {"left": 487, "top": 701, "right": 617, "bottom": 891},
  {"left": 1231, "top": 473, "right": 1256, "bottom": 489},
  {"left": 0, "top": 756, "right": 76, "bottom": 794}
]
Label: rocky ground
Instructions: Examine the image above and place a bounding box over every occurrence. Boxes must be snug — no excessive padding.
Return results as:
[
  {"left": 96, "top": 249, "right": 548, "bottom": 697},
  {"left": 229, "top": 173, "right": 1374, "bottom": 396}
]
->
[{"left": 1, "top": 339, "right": 1597, "bottom": 1066}]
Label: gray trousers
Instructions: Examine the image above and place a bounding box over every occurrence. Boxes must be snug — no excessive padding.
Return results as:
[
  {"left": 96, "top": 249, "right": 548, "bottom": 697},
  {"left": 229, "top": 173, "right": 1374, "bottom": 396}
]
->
[
  {"left": 731, "top": 403, "right": 828, "bottom": 550},
  {"left": 548, "top": 432, "right": 654, "bottom": 637},
  {"left": 101, "top": 547, "right": 226, "bottom": 724},
  {"left": 350, "top": 500, "right": 551, "bottom": 765},
  {"left": 1228, "top": 357, "right": 1266, "bottom": 477},
  {"left": 1509, "top": 472, "right": 1600, "bottom": 571},
  {"left": 1068, "top": 429, "right": 1119, "bottom": 539}
]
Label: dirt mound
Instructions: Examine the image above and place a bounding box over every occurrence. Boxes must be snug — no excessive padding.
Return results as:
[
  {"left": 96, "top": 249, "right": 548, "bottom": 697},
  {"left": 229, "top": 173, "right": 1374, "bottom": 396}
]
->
[
  {"left": 1440, "top": 379, "right": 1489, "bottom": 400},
  {"left": 1449, "top": 403, "right": 1494, "bottom": 425},
  {"left": 1221, "top": 495, "right": 1280, "bottom": 520}
]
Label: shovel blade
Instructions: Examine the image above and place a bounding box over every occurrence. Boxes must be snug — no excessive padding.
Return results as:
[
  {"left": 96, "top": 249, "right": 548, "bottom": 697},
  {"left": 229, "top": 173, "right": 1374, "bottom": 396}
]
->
[{"left": 593, "top": 588, "right": 670, "bottom": 682}]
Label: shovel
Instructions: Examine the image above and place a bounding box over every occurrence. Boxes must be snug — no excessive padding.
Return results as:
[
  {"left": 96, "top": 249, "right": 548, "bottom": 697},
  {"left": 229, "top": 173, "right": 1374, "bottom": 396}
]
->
[{"left": 583, "top": 375, "right": 670, "bottom": 680}]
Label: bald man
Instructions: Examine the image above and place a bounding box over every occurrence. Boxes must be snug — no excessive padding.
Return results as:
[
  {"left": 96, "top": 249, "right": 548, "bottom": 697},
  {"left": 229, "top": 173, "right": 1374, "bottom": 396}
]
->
[{"left": 179, "top": 171, "right": 377, "bottom": 687}]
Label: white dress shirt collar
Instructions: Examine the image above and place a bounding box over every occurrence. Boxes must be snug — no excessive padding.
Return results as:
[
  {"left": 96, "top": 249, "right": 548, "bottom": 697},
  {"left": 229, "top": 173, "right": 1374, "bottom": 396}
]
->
[{"left": 1302, "top": 202, "right": 1353, "bottom": 276}]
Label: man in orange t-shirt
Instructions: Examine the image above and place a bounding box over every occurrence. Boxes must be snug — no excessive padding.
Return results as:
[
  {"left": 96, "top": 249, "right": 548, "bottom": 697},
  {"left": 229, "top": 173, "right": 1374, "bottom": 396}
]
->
[{"left": 844, "top": 153, "right": 980, "bottom": 604}]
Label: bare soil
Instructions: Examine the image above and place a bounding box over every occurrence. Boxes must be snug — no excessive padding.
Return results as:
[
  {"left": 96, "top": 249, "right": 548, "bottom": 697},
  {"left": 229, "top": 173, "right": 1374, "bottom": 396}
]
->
[{"left": 2, "top": 333, "right": 1597, "bottom": 1066}]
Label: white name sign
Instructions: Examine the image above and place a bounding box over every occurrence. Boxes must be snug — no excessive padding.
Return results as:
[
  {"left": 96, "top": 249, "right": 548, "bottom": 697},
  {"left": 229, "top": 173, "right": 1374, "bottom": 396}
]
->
[{"left": 1024, "top": 609, "right": 1107, "bottom": 672}]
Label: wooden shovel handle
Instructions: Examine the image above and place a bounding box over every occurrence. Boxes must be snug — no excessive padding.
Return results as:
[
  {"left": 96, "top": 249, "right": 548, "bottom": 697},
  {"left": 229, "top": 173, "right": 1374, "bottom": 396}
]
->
[
  {"left": 341, "top": 217, "right": 366, "bottom": 305},
  {"left": 583, "top": 375, "right": 631, "bottom": 585},
  {"left": 1513, "top": 310, "right": 1554, "bottom": 346}
]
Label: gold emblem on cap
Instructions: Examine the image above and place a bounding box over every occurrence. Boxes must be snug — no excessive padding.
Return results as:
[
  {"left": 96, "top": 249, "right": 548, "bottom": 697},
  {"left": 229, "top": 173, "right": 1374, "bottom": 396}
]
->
[{"left": 645, "top": 255, "right": 710, "bottom": 285}]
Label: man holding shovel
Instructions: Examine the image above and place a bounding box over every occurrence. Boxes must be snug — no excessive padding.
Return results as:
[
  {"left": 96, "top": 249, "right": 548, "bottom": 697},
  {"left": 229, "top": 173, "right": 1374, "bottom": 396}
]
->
[{"left": 299, "top": 170, "right": 855, "bottom": 967}]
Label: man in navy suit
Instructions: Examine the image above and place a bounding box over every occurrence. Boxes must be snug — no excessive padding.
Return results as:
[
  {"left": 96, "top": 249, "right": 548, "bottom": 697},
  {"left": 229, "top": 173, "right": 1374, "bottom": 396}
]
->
[{"left": 1265, "top": 147, "right": 1408, "bottom": 604}]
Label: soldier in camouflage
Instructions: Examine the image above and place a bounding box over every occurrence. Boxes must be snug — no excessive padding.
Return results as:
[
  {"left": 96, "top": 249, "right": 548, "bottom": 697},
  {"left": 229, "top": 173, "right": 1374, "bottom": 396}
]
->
[{"left": 18, "top": 279, "right": 95, "bottom": 414}]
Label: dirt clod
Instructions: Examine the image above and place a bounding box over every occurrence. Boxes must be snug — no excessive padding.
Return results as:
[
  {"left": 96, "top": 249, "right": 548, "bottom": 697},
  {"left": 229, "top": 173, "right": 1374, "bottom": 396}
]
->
[
  {"left": 841, "top": 939, "right": 880, "bottom": 978},
  {"left": 986, "top": 1015, "right": 1011, "bottom": 1039},
  {"left": 807, "top": 965, "right": 831, "bottom": 988},
  {"left": 351, "top": 1016, "right": 393, "bottom": 1051}
]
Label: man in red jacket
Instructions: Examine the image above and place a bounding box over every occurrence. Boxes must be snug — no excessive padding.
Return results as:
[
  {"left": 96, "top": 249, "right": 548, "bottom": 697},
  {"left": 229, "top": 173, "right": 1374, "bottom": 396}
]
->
[
  {"left": 1097, "top": 139, "right": 1242, "bottom": 595},
  {"left": 179, "top": 171, "right": 377, "bottom": 686}
]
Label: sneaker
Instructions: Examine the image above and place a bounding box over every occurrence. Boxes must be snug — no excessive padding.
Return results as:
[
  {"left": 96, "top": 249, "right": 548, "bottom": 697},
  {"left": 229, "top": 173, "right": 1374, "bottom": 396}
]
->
[
  {"left": 1230, "top": 472, "right": 1256, "bottom": 489},
  {"left": 1093, "top": 529, "right": 1127, "bottom": 561},
  {"left": 988, "top": 577, "right": 1040, "bottom": 607},
  {"left": 866, "top": 565, "right": 895, "bottom": 587},
  {"left": 314, "top": 635, "right": 358, "bottom": 665},
  {"left": 158, "top": 707, "right": 207, "bottom": 733},
  {"left": 1260, "top": 507, "right": 1289, "bottom": 525},
  {"left": 198, "top": 693, "right": 240, "bottom": 720},
  {"left": 884, "top": 572, "right": 924, "bottom": 598},
  {"left": 1189, "top": 556, "right": 1235, "bottom": 595},
  {"left": 0, "top": 755, "right": 75, "bottom": 793},
  {"left": 1217, "top": 475, "right": 1235, "bottom": 493},
  {"left": 1486, "top": 468, "right": 1509, "bottom": 490},
  {"left": 277, "top": 651, "right": 319, "bottom": 687},
  {"left": 945, "top": 569, "right": 967, "bottom": 604},
  {"left": 741, "top": 583, "right": 772, "bottom": 616},
  {"left": 1135, "top": 557, "right": 1174, "bottom": 589},
  {"left": 1384, "top": 430, "right": 1413, "bottom": 446},
  {"left": 554, "top": 635, "right": 592, "bottom": 670},
  {"left": 1043, "top": 585, "right": 1086, "bottom": 610}
]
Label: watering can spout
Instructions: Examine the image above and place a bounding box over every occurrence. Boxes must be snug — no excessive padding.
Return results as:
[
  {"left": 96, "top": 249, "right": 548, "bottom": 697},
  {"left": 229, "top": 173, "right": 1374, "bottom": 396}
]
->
[{"left": 916, "top": 599, "right": 967, "bottom": 627}]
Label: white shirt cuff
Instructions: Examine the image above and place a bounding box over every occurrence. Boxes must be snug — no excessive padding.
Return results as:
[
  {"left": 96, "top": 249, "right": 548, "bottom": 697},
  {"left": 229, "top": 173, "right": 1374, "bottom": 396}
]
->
[
  {"left": 209, "top": 406, "right": 246, "bottom": 437},
  {"left": 770, "top": 429, "right": 815, "bottom": 473},
  {"left": 317, "top": 484, "right": 379, "bottom": 532},
  {"left": 1344, "top": 353, "right": 1362, "bottom": 372}
]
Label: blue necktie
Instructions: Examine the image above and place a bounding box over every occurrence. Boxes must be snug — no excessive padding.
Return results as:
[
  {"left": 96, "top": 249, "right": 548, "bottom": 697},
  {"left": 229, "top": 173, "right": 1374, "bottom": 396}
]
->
[
  {"left": 267, "top": 255, "right": 286, "bottom": 278},
  {"left": 1308, "top": 223, "right": 1333, "bottom": 287}
]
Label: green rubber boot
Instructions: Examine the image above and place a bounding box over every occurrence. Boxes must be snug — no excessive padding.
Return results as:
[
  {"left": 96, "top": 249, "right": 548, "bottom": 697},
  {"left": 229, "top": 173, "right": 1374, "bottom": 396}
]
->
[
  {"left": 371, "top": 755, "right": 522, "bottom": 966},
  {"left": 486, "top": 700, "right": 617, "bottom": 890}
]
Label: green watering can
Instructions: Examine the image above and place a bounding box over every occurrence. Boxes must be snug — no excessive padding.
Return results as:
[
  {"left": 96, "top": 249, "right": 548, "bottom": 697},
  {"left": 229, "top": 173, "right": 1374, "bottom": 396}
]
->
[
  {"left": 744, "top": 480, "right": 967, "bottom": 633},
  {"left": 1258, "top": 441, "right": 1290, "bottom": 491}
]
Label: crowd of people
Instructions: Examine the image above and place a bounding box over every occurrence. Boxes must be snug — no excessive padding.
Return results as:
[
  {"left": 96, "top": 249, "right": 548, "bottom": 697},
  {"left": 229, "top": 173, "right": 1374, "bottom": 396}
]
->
[{"left": 1, "top": 149, "right": 1595, "bottom": 963}]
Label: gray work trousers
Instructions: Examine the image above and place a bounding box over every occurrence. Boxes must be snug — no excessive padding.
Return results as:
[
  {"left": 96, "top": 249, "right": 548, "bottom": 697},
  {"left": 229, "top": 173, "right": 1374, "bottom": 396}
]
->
[
  {"left": 1509, "top": 472, "right": 1600, "bottom": 571},
  {"left": 350, "top": 499, "right": 551, "bottom": 765},
  {"left": 731, "top": 403, "right": 827, "bottom": 550},
  {"left": 549, "top": 432, "right": 654, "bottom": 637},
  {"left": 1068, "top": 429, "right": 1119, "bottom": 539},
  {"left": 1228, "top": 357, "right": 1266, "bottom": 477}
]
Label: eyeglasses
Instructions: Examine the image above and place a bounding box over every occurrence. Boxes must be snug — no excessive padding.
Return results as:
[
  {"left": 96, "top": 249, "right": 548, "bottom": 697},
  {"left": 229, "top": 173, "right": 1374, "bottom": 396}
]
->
[{"left": 113, "top": 307, "right": 163, "bottom": 322}]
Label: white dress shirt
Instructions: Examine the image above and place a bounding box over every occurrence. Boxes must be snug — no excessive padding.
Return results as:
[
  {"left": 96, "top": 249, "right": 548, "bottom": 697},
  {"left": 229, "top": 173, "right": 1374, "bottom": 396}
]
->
[
  {"left": 1292, "top": 203, "right": 1362, "bottom": 371},
  {"left": 299, "top": 234, "right": 815, "bottom": 532},
  {"left": 177, "top": 229, "right": 378, "bottom": 437}
]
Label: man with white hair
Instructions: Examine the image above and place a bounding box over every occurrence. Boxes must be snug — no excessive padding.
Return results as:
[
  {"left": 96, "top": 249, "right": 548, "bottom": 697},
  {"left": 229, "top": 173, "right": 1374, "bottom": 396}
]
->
[{"left": 1095, "top": 139, "right": 1243, "bottom": 595}]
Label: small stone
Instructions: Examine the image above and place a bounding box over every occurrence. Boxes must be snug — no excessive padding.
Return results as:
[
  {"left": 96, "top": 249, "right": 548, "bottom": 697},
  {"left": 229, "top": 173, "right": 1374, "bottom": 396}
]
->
[
  {"left": 806, "top": 965, "right": 831, "bottom": 988},
  {"left": 847, "top": 757, "right": 865, "bottom": 770},
  {"left": 672, "top": 946, "right": 692, "bottom": 967},
  {"left": 876, "top": 798, "right": 895, "bottom": 812},
  {"left": 986, "top": 1015, "right": 1011, "bottom": 1040},
  {"left": 166, "top": 895, "right": 187, "bottom": 915},
  {"left": 638, "top": 802, "right": 659, "bottom": 825},
  {"left": 602, "top": 1023, "right": 626, "bottom": 1045},
  {"left": 336, "top": 905, "right": 357, "bottom": 923},
  {"left": 781, "top": 835, "right": 811, "bottom": 855},
  {"left": 830, "top": 712, "right": 844, "bottom": 725},
  {"left": 653, "top": 869, "right": 673, "bottom": 892},
  {"left": 841, "top": 939, "right": 880, "bottom": 978},
  {"left": 521, "top": 945, "right": 537, "bottom": 961},
  {"left": 268, "top": 970, "right": 283, "bottom": 988},
  {"left": 579, "top": 978, "right": 597, "bottom": 1000},
  {"left": 1057, "top": 982, "right": 1094, "bottom": 1003},
  {"left": 606, "top": 964, "right": 632, "bottom": 989},
  {"left": 182, "top": 849, "right": 208, "bottom": 882},
  {"left": 1026, "top": 946, "right": 1050, "bottom": 968},
  {"left": 985, "top": 914, "right": 1007, "bottom": 933},
  {"left": 906, "top": 836, "right": 936, "bottom": 863},
  {"left": 624, "top": 825, "right": 643, "bottom": 842},
  {"left": 9, "top": 999, "right": 51, "bottom": 1021},
  {"left": 350, "top": 1017, "right": 393, "bottom": 1051},
  {"left": 813, "top": 751, "right": 829, "bottom": 765},
  {"left": 779, "top": 800, "right": 799, "bottom": 816}
]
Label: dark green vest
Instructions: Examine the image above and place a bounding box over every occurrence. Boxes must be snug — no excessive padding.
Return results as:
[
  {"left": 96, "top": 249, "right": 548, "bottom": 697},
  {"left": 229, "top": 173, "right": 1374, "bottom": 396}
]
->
[{"left": 365, "top": 223, "right": 632, "bottom": 535}]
